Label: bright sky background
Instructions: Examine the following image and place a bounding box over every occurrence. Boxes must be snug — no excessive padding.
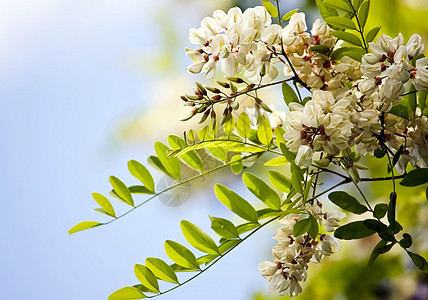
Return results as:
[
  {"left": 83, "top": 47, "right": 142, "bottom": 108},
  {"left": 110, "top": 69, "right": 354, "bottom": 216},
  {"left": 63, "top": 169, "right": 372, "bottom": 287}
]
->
[{"left": 0, "top": 1, "right": 283, "bottom": 299}]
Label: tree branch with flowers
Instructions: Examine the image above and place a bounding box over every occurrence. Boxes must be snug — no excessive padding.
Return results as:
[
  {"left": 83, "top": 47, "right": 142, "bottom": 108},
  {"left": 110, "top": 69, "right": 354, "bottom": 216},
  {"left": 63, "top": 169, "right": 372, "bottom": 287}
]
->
[{"left": 70, "top": 0, "right": 428, "bottom": 298}]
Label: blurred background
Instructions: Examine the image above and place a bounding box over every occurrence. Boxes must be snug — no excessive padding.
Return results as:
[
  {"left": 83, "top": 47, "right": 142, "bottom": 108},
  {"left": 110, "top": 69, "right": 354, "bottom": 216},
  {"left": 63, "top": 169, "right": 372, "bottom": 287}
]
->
[{"left": 1, "top": 0, "right": 427, "bottom": 299}]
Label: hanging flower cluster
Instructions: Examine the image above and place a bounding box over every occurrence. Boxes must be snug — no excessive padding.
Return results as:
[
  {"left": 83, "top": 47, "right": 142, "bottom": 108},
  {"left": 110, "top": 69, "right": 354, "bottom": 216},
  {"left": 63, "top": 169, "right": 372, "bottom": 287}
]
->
[{"left": 258, "top": 203, "right": 345, "bottom": 297}]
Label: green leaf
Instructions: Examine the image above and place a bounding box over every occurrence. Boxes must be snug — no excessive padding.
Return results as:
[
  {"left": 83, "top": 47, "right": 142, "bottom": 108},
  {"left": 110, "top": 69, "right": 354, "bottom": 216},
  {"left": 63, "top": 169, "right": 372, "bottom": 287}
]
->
[
  {"left": 128, "top": 185, "right": 155, "bottom": 194},
  {"left": 418, "top": 90, "right": 427, "bottom": 113},
  {"left": 257, "top": 116, "right": 273, "bottom": 146},
  {"left": 223, "top": 115, "right": 235, "bottom": 136},
  {"left": 408, "top": 85, "right": 417, "bottom": 115},
  {"left": 282, "top": 9, "right": 299, "bottom": 21},
  {"left": 328, "top": 191, "right": 368, "bottom": 214},
  {"left": 357, "top": 0, "right": 370, "bottom": 28},
  {"left": 236, "top": 222, "right": 261, "bottom": 235},
  {"left": 353, "top": 0, "right": 364, "bottom": 10},
  {"left": 373, "top": 203, "right": 388, "bottom": 219},
  {"left": 334, "top": 221, "right": 376, "bottom": 240},
  {"left": 198, "top": 125, "right": 213, "bottom": 141},
  {"left": 145, "top": 257, "right": 179, "bottom": 284},
  {"left": 92, "top": 193, "right": 115, "bottom": 217},
  {"left": 282, "top": 82, "right": 299, "bottom": 105},
  {"left": 363, "top": 219, "right": 390, "bottom": 240},
  {"left": 108, "top": 287, "right": 146, "bottom": 300},
  {"left": 290, "top": 162, "right": 304, "bottom": 194},
  {"left": 399, "top": 233, "right": 412, "bottom": 249},
  {"left": 365, "top": 26, "right": 381, "bottom": 43},
  {"left": 310, "top": 45, "right": 331, "bottom": 54},
  {"left": 154, "top": 142, "right": 181, "bottom": 180},
  {"left": 293, "top": 217, "right": 311, "bottom": 237},
  {"left": 188, "top": 129, "right": 196, "bottom": 143},
  {"left": 134, "top": 264, "right": 159, "bottom": 293},
  {"left": 325, "top": 16, "right": 357, "bottom": 30},
  {"left": 280, "top": 143, "right": 296, "bottom": 162},
  {"left": 164, "top": 240, "right": 200, "bottom": 270},
  {"left": 373, "top": 242, "right": 395, "bottom": 255},
  {"left": 128, "top": 160, "right": 155, "bottom": 193},
  {"left": 168, "top": 135, "right": 203, "bottom": 173},
  {"left": 274, "top": 126, "right": 286, "bottom": 147},
  {"left": 264, "top": 156, "right": 288, "bottom": 166},
  {"left": 243, "top": 172, "right": 281, "bottom": 210},
  {"left": 269, "top": 170, "right": 291, "bottom": 193},
  {"left": 262, "top": 0, "right": 278, "bottom": 18},
  {"left": 206, "top": 147, "right": 227, "bottom": 162},
  {"left": 230, "top": 155, "right": 244, "bottom": 175},
  {"left": 315, "top": 0, "right": 338, "bottom": 21},
  {"left": 374, "top": 149, "right": 386, "bottom": 158},
  {"left": 400, "top": 168, "right": 428, "bottom": 187},
  {"left": 180, "top": 220, "right": 220, "bottom": 255},
  {"left": 389, "top": 101, "right": 410, "bottom": 119},
  {"left": 367, "top": 240, "right": 387, "bottom": 266},
  {"left": 68, "top": 221, "right": 102, "bottom": 235},
  {"left": 218, "top": 239, "right": 240, "bottom": 254},
  {"left": 323, "top": 0, "right": 352, "bottom": 13},
  {"left": 209, "top": 216, "right": 239, "bottom": 239},
  {"left": 214, "top": 184, "right": 259, "bottom": 223},
  {"left": 332, "top": 31, "right": 362, "bottom": 47},
  {"left": 330, "top": 47, "right": 366, "bottom": 61},
  {"left": 407, "top": 251, "right": 428, "bottom": 272},
  {"left": 109, "top": 176, "right": 134, "bottom": 206},
  {"left": 308, "top": 214, "right": 319, "bottom": 239},
  {"left": 257, "top": 208, "right": 281, "bottom": 219},
  {"left": 237, "top": 112, "right": 251, "bottom": 139},
  {"left": 147, "top": 155, "right": 172, "bottom": 178}
]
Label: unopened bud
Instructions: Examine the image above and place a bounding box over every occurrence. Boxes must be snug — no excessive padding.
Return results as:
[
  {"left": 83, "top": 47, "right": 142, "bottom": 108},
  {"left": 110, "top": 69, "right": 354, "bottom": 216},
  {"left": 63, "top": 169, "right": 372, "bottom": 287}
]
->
[
  {"left": 247, "top": 83, "right": 255, "bottom": 90},
  {"left": 353, "top": 162, "right": 368, "bottom": 170},
  {"left": 226, "top": 76, "right": 244, "bottom": 83},
  {"left": 196, "top": 82, "right": 207, "bottom": 96},
  {"left": 180, "top": 109, "right": 197, "bottom": 121},
  {"left": 216, "top": 80, "right": 230, "bottom": 88},
  {"left": 260, "top": 102, "right": 273, "bottom": 113},
  {"left": 230, "top": 83, "right": 237, "bottom": 94},
  {"left": 198, "top": 109, "right": 210, "bottom": 123},
  {"left": 206, "top": 86, "right": 221, "bottom": 93},
  {"left": 211, "top": 95, "right": 221, "bottom": 101},
  {"left": 231, "top": 101, "right": 239, "bottom": 110},
  {"left": 260, "top": 64, "right": 266, "bottom": 77},
  {"left": 186, "top": 94, "right": 201, "bottom": 100},
  {"left": 180, "top": 95, "right": 188, "bottom": 101}
]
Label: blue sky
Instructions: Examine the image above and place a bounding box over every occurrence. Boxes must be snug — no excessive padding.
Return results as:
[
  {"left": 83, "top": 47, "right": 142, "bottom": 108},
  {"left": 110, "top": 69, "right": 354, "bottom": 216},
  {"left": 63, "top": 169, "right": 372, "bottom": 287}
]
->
[{"left": 0, "top": 1, "right": 279, "bottom": 299}]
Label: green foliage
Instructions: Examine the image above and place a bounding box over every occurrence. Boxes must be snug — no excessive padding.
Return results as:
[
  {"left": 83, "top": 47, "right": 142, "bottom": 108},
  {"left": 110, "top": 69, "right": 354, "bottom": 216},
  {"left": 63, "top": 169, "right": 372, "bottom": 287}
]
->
[
  {"left": 134, "top": 264, "right": 159, "bottom": 293},
  {"left": 325, "top": 16, "right": 356, "bottom": 30},
  {"left": 128, "top": 160, "right": 155, "bottom": 193},
  {"left": 334, "top": 221, "right": 376, "bottom": 240},
  {"left": 108, "top": 287, "right": 146, "bottom": 300},
  {"left": 145, "top": 257, "right": 179, "bottom": 284},
  {"left": 68, "top": 221, "right": 102, "bottom": 235},
  {"left": 242, "top": 172, "right": 281, "bottom": 210},
  {"left": 328, "top": 191, "right": 368, "bottom": 214},
  {"left": 180, "top": 220, "right": 220, "bottom": 255},
  {"left": 110, "top": 176, "right": 134, "bottom": 206},
  {"left": 400, "top": 168, "right": 428, "bottom": 187},
  {"left": 261, "top": 0, "right": 278, "bottom": 18},
  {"left": 209, "top": 216, "right": 239, "bottom": 239},
  {"left": 92, "top": 193, "right": 116, "bottom": 218},
  {"left": 281, "top": 82, "right": 299, "bottom": 105},
  {"left": 164, "top": 240, "right": 200, "bottom": 270},
  {"left": 214, "top": 184, "right": 259, "bottom": 223}
]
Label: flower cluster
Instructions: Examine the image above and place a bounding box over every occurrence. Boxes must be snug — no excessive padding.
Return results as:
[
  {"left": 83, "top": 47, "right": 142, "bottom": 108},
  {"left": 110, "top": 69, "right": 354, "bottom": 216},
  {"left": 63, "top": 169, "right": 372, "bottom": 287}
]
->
[
  {"left": 258, "top": 203, "right": 345, "bottom": 297},
  {"left": 186, "top": 6, "right": 282, "bottom": 82},
  {"left": 283, "top": 14, "right": 361, "bottom": 94},
  {"left": 359, "top": 33, "right": 427, "bottom": 111}
]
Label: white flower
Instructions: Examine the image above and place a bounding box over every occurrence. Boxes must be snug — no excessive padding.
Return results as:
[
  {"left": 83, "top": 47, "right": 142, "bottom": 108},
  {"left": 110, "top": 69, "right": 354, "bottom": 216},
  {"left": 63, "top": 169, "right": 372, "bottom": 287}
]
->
[
  {"left": 406, "top": 33, "right": 426, "bottom": 59},
  {"left": 413, "top": 57, "right": 428, "bottom": 91},
  {"left": 258, "top": 261, "right": 279, "bottom": 278},
  {"left": 295, "top": 145, "right": 313, "bottom": 167},
  {"left": 387, "top": 64, "right": 410, "bottom": 83},
  {"left": 286, "top": 12, "right": 307, "bottom": 33},
  {"left": 266, "top": 104, "right": 287, "bottom": 128},
  {"left": 324, "top": 210, "right": 346, "bottom": 232},
  {"left": 358, "top": 78, "right": 377, "bottom": 95}
]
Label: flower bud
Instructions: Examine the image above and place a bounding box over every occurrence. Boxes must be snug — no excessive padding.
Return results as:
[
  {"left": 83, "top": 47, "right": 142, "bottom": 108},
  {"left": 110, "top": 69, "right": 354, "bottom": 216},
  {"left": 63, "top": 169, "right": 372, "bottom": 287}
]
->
[{"left": 295, "top": 145, "right": 313, "bottom": 167}]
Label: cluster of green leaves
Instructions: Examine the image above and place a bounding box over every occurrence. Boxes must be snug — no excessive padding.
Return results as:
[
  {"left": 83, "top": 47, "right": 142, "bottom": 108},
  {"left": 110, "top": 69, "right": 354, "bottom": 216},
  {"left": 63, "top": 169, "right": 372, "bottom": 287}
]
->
[
  {"left": 314, "top": 0, "right": 380, "bottom": 61},
  {"left": 108, "top": 166, "right": 310, "bottom": 299},
  {"left": 327, "top": 168, "right": 428, "bottom": 272},
  {"left": 69, "top": 111, "right": 277, "bottom": 235}
]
